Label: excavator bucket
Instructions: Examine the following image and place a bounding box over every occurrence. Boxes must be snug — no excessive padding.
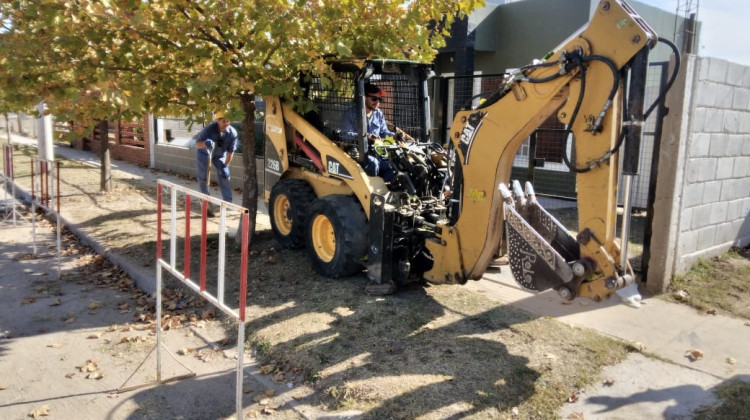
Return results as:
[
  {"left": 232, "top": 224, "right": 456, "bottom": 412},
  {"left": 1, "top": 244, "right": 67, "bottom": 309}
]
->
[{"left": 501, "top": 181, "right": 580, "bottom": 292}]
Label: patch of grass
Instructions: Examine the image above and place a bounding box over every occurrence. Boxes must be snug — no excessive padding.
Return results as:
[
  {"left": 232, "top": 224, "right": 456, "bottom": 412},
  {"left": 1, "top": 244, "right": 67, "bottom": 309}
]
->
[
  {"left": 667, "top": 247, "right": 750, "bottom": 319},
  {"left": 694, "top": 379, "right": 750, "bottom": 419}
]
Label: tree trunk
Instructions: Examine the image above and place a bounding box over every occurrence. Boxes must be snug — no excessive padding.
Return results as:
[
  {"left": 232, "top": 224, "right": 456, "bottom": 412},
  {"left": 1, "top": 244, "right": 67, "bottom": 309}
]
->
[
  {"left": 238, "top": 94, "right": 258, "bottom": 244},
  {"left": 99, "top": 119, "right": 112, "bottom": 192}
]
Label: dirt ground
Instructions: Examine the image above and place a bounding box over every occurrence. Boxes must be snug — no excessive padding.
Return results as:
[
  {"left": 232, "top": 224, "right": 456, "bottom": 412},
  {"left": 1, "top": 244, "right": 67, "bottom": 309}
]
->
[{"left": 1, "top": 143, "right": 639, "bottom": 419}]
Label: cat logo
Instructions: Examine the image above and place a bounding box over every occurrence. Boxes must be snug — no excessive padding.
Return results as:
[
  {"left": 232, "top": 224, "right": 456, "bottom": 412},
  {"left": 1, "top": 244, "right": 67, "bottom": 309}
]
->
[
  {"left": 326, "top": 157, "right": 352, "bottom": 179},
  {"left": 459, "top": 110, "right": 487, "bottom": 164},
  {"left": 468, "top": 189, "right": 487, "bottom": 201}
]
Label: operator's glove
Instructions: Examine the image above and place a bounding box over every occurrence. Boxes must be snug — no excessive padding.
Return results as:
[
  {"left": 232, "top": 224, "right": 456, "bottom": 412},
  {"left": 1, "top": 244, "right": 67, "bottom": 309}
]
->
[
  {"left": 204, "top": 139, "right": 215, "bottom": 149},
  {"left": 220, "top": 165, "right": 230, "bottom": 179}
]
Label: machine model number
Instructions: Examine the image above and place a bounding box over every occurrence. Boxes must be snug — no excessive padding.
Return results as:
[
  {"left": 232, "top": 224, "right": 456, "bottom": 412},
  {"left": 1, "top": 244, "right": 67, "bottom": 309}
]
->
[{"left": 267, "top": 158, "right": 281, "bottom": 172}]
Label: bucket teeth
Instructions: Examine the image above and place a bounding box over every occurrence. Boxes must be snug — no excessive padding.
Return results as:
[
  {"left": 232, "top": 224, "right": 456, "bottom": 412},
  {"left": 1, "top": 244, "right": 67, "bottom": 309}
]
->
[{"left": 511, "top": 180, "right": 527, "bottom": 207}]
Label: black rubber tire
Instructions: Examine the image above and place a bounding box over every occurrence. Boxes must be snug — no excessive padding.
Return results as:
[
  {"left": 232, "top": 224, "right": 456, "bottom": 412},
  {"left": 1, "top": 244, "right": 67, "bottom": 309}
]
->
[
  {"left": 269, "top": 179, "right": 316, "bottom": 249},
  {"left": 305, "top": 195, "right": 368, "bottom": 278}
]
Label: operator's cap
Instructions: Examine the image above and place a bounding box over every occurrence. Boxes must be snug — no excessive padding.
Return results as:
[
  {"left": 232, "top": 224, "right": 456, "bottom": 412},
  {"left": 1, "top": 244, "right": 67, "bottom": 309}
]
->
[
  {"left": 213, "top": 111, "right": 227, "bottom": 120},
  {"left": 364, "top": 83, "right": 386, "bottom": 98}
]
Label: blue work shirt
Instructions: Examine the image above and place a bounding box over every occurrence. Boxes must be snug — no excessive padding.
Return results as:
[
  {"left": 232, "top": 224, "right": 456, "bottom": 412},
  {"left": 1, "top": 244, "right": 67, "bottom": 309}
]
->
[
  {"left": 342, "top": 107, "right": 395, "bottom": 145},
  {"left": 196, "top": 121, "right": 239, "bottom": 157}
]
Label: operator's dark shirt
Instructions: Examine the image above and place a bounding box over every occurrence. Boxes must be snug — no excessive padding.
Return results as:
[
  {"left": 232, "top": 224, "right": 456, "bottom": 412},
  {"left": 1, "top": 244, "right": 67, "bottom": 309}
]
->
[{"left": 196, "top": 122, "right": 239, "bottom": 157}]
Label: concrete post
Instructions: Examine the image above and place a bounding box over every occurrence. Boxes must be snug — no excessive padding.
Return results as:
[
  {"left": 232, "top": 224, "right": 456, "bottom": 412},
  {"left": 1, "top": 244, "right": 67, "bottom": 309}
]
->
[{"left": 36, "top": 102, "right": 54, "bottom": 161}]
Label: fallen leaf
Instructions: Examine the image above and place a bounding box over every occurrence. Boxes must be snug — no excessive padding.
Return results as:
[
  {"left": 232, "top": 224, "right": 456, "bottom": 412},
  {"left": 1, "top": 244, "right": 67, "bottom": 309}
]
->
[
  {"left": 88, "top": 333, "right": 102, "bottom": 339},
  {"left": 266, "top": 256, "right": 276, "bottom": 264},
  {"left": 62, "top": 316, "right": 75, "bottom": 325},
  {"left": 706, "top": 308, "right": 717, "bottom": 315},
  {"left": 567, "top": 391, "right": 579, "bottom": 403},
  {"left": 673, "top": 290, "right": 689, "bottom": 301},
  {"left": 177, "top": 348, "right": 195, "bottom": 356},
  {"left": 272, "top": 372, "right": 285, "bottom": 382},
  {"left": 252, "top": 395, "right": 268, "bottom": 404},
  {"left": 65, "top": 373, "right": 75, "bottom": 379},
  {"left": 726, "top": 357, "right": 736, "bottom": 365},
  {"left": 264, "top": 389, "right": 276, "bottom": 397},
  {"left": 28, "top": 404, "right": 51, "bottom": 418},
  {"left": 0, "top": 384, "right": 9, "bottom": 390},
  {"left": 47, "top": 343, "right": 63, "bottom": 349},
  {"left": 88, "top": 301, "right": 101, "bottom": 310},
  {"left": 87, "top": 371, "right": 104, "bottom": 380},
  {"left": 201, "top": 309, "right": 215, "bottom": 321},
  {"left": 627, "top": 342, "right": 646, "bottom": 352},
  {"left": 262, "top": 406, "right": 277, "bottom": 414},
  {"left": 744, "top": 321, "right": 750, "bottom": 327},
  {"left": 259, "top": 365, "right": 275, "bottom": 375},
  {"left": 22, "top": 297, "right": 36, "bottom": 305},
  {"left": 567, "top": 413, "right": 585, "bottom": 420},
  {"left": 243, "top": 386, "right": 253, "bottom": 394},
  {"left": 603, "top": 379, "right": 615, "bottom": 386},
  {"left": 79, "top": 361, "right": 98, "bottom": 372},
  {"left": 543, "top": 353, "right": 557, "bottom": 360},
  {"left": 685, "top": 349, "right": 704, "bottom": 361},
  {"left": 49, "top": 299, "right": 62, "bottom": 307}
]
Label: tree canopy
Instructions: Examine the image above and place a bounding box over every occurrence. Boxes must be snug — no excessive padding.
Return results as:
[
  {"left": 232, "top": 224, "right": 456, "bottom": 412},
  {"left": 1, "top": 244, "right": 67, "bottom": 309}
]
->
[{"left": 0, "top": 0, "right": 484, "bottom": 234}]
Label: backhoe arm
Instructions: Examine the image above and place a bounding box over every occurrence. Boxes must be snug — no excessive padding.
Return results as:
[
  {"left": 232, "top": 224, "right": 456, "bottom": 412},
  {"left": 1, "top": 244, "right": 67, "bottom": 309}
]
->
[{"left": 423, "top": 0, "right": 657, "bottom": 301}]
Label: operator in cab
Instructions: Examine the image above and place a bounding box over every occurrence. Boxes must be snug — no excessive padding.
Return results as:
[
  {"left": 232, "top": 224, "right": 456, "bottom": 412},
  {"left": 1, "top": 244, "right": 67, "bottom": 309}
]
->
[{"left": 341, "top": 83, "right": 399, "bottom": 181}]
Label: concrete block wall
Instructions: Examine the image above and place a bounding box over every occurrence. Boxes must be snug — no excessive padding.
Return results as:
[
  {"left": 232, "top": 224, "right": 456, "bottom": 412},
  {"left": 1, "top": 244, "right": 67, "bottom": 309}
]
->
[
  {"left": 648, "top": 55, "right": 750, "bottom": 293},
  {"left": 154, "top": 143, "right": 264, "bottom": 192},
  {"left": 667, "top": 57, "right": 750, "bottom": 280}
]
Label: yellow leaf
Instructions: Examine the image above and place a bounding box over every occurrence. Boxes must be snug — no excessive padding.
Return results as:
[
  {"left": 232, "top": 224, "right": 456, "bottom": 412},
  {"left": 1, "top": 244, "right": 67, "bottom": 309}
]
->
[
  {"left": 88, "top": 301, "right": 101, "bottom": 310},
  {"left": 259, "top": 365, "right": 275, "bottom": 375},
  {"left": 685, "top": 349, "right": 704, "bottom": 361},
  {"left": 87, "top": 371, "right": 104, "bottom": 380},
  {"left": 29, "top": 404, "right": 51, "bottom": 418}
]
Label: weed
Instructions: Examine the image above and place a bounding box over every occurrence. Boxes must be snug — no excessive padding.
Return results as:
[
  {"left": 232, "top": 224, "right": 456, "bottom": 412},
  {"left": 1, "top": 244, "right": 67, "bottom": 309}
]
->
[{"left": 694, "top": 380, "right": 750, "bottom": 419}]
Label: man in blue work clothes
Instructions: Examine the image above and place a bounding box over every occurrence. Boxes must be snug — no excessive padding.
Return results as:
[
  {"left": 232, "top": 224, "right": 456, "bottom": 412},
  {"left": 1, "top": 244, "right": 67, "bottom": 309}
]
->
[
  {"left": 195, "top": 112, "right": 238, "bottom": 213},
  {"left": 342, "top": 83, "right": 398, "bottom": 181}
]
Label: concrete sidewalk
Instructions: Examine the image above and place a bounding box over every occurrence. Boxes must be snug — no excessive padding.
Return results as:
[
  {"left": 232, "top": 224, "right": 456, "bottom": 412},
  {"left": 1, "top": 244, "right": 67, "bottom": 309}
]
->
[{"left": 4, "top": 134, "right": 748, "bottom": 418}]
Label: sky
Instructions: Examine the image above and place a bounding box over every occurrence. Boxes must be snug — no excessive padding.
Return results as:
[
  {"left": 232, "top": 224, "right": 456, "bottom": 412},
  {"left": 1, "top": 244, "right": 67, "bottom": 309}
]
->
[
  {"left": 623, "top": 1, "right": 747, "bottom": 65},
  {"left": 488, "top": 0, "right": 748, "bottom": 66}
]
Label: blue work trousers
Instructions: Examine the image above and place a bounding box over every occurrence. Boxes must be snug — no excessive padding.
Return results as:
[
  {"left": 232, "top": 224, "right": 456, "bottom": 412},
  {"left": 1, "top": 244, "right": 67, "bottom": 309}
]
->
[{"left": 196, "top": 149, "right": 233, "bottom": 202}]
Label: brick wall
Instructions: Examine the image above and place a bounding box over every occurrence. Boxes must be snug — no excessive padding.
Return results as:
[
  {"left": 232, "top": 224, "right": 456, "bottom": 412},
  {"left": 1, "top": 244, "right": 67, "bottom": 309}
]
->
[
  {"left": 649, "top": 56, "right": 750, "bottom": 292},
  {"left": 75, "top": 118, "right": 151, "bottom": 167}
]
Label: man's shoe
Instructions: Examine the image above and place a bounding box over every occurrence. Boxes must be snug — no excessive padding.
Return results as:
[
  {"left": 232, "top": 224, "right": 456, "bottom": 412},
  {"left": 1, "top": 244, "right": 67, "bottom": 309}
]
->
[{"left": 206, "top": 204, "right": 216, "bottom": 218}]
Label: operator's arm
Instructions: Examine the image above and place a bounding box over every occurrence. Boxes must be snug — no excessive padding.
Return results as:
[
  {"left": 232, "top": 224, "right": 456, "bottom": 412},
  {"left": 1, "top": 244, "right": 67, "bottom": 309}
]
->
[
  {"left": 194, "top": 123, "right": 215, "bottom": 149},
  {"left": 371, "top": 111, "right": 394, "bottom": 138},
  {"left": 224, "top": 152, "right": 234, "bottom": 165},
  {"left": 340, "top": 106, "right": 358, "bottom": 142}
]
